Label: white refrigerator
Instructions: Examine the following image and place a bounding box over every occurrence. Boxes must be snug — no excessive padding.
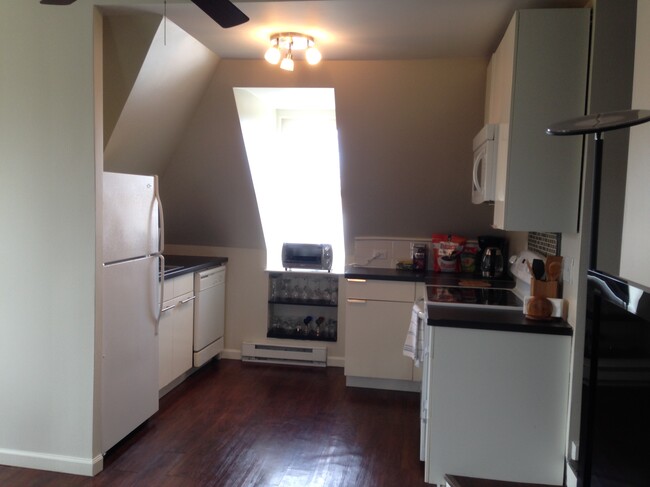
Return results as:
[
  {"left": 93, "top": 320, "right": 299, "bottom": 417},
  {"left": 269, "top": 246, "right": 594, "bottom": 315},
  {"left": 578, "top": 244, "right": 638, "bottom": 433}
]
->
[{"left": 102, "top": 171, "right": 163, "bottom": 453}]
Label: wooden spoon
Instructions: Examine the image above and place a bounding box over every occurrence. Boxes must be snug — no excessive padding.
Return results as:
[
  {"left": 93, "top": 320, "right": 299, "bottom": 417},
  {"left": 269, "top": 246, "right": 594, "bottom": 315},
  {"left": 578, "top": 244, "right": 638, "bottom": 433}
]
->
[{"left": 545, "top": 256, "right": 563, "bottom": 281}]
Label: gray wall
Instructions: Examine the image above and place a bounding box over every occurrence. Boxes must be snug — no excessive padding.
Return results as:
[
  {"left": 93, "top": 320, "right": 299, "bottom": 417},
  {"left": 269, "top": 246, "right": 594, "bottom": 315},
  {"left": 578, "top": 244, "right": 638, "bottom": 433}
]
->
[{"left": 160, "top": 58, "right": 496, "bottom": 254}]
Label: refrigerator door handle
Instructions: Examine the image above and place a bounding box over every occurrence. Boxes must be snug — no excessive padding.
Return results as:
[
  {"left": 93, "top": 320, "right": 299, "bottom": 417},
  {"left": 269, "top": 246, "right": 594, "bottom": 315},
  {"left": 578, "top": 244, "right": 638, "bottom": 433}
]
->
[
  {"left": 158, "top": 255, "right": 165, "bottom": 331},
  {"left": 154, "top": 175, "right": 165, "bottom": 254}
]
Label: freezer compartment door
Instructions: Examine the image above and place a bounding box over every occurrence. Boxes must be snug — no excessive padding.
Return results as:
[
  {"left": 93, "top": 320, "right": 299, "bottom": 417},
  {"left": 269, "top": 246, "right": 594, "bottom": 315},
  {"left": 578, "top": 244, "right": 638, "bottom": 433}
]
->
[
  {"left": 103, "top": 172, "right": 159, "bottom": 263},
  {"left": 102, "top": 256, "right": 160, "bottom": 453}
]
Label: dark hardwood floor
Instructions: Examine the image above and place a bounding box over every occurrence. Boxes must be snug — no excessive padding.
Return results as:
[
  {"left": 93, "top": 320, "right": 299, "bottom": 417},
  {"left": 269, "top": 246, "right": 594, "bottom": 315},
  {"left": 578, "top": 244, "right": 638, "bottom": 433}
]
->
[{"left": 0, "top": 359, "right": 427, "bottom": 486}]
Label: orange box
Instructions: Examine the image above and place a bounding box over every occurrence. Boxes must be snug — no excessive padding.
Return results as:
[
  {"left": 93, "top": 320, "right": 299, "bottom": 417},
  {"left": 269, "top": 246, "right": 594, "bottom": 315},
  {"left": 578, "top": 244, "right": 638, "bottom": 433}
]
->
[{"left": 531, "top": 279, "right": 559, "bottom": 298}]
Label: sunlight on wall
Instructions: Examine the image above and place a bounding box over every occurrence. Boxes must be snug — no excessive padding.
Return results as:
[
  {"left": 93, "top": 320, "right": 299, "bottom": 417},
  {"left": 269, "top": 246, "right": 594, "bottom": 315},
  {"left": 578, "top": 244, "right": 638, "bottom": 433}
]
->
[{"left": 233, "top": 88, "right": 345, "bottom": 272}]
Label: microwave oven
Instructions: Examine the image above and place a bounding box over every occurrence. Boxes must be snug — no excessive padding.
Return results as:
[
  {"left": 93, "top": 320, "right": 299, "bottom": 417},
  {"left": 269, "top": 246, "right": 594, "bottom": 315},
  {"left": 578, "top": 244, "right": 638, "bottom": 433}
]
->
[
  {"left": 282, "top": 243, "right": 333, "bottom": 271},
  {"left": 471, "top": 124, "right": 498, "bottom": 204}
]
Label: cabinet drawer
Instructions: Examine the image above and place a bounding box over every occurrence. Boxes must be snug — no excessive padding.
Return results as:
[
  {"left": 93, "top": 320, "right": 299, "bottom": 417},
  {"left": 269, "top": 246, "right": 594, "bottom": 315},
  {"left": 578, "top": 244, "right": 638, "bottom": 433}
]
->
[
  {"left": 163, "top": 273, "right": 194, "bottom": 302},
  {"left": 346, "top": 279, "right": 416, "bottom": 302}
]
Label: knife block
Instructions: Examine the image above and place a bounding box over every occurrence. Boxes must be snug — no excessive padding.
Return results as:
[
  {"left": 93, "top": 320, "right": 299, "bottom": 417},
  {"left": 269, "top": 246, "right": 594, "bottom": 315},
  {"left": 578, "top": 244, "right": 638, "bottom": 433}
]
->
[{"left": 531, "top": 278, "right": 559, "bottom": 298}]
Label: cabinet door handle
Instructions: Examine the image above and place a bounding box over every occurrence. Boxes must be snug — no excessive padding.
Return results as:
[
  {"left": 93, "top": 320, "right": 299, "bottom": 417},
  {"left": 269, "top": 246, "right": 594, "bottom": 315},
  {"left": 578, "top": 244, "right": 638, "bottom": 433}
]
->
[
  {"left": 180, "top": 295, "right": 196, "bottom": 305},
  {"left": 347, "top": 298, "right": 367, "bottom": 304},
  {"left": 347, "top": 278, "right": 366, "bottom": 283},
  {"left": 161, "top": 304, "right": 176, "bottom": 313}
]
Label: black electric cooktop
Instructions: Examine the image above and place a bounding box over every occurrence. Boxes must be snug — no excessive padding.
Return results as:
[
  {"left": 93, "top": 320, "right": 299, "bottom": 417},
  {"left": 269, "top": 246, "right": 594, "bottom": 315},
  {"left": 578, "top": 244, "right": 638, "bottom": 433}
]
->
[{"left": 427, "top": 285, "right": 523, "bottom": 310}]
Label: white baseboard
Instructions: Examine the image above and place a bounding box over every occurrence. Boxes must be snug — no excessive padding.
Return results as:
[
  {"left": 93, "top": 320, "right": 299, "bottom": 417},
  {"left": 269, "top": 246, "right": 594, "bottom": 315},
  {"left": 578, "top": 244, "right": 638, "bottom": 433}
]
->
[
  {"left": 222, "top": 348, "right": 344, "bottom": 368},
  {"left": 221, "top": 348, "right": 242, "bottom": 360},
  {"left": 0, "top": 448, "right": 103, "bottom": 476},
  {"left": 346, "top": 375, "right": 421, "bottom": 392},
  {"left": 327, "top": 355, "right": 344, "bottom": 368}
]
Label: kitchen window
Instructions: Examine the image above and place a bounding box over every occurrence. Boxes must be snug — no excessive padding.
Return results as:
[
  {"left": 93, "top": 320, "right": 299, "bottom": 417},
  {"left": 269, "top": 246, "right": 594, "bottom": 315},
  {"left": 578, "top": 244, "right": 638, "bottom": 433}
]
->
[{"left": 233, "top": 88, "right": 345, "bottom": 272}]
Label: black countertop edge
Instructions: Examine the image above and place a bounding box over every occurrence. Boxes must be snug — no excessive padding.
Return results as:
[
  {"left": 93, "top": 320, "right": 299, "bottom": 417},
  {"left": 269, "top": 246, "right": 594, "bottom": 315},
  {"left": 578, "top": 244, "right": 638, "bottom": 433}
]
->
[
  {"left": 428, "top": 305, "right": 573, "bottom": 337},
  {"left": 344, "top": 266, "right": 515, "bottom": 288},
  {"left": 163, "top": 255, "right": 228, "bottom": 278}
]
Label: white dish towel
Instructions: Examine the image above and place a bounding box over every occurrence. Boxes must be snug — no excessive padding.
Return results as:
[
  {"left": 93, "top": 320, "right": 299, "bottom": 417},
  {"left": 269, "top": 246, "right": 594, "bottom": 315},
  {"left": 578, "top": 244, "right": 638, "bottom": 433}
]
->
[{"left": 403, "top": 299, "right": 427, "bottom": 367}]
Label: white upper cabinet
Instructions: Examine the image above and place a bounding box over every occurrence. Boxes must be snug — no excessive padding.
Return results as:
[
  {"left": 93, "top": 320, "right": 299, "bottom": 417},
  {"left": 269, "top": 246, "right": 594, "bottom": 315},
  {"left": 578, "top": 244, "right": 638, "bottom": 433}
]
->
[{"left": 486, "top": 9, "right": 590, "bottom": 232}]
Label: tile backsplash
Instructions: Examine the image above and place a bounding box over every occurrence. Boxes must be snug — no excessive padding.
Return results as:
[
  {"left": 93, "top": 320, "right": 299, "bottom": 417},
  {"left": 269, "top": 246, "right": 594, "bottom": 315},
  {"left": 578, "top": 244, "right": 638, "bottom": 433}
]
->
[
  {"left": 352, "top": 237, "right": 431, "bottom": 269},
  {"left": 527, "top": 232, "right": 561, "bottom": 257}
]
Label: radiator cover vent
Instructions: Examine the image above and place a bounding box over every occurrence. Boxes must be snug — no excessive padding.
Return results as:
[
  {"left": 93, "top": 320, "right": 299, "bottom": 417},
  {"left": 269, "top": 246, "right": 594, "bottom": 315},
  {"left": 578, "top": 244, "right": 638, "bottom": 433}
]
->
[{"left": 241, "top": 342, "right": 327, "bottom": 367}]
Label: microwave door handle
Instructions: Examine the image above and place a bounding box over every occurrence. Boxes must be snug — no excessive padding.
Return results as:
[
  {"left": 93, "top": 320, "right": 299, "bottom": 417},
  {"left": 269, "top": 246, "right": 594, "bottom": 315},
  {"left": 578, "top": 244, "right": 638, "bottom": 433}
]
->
[{"left": 473, "top": 151, "right": 483, "bottom": 192}]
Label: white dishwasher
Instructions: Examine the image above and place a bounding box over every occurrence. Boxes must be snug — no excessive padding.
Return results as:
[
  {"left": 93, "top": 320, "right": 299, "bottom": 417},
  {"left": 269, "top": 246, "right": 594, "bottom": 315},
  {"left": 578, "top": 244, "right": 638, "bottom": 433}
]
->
[{"left": 193, "top": 265, "right": 226, "bottom": 367}]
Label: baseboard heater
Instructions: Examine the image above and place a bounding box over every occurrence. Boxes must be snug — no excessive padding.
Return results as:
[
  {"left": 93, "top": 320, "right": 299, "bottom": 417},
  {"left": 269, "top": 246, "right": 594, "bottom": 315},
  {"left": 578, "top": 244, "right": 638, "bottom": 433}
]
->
[{"left": 241, "top": 342, "right": 327, "bottom": 367}]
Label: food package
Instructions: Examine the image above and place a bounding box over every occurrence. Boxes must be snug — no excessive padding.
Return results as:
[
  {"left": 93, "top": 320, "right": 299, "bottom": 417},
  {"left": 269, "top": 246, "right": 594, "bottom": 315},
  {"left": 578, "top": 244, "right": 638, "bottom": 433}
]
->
[{"left": 431, "top": 234, "right": 466, "bottom": 272}]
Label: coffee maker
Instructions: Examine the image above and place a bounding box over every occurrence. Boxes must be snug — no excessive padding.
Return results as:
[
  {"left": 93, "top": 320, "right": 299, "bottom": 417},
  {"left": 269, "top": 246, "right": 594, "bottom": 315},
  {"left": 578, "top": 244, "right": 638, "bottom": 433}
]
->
[{"left": 477, "top": 236, "right": 507, "bottom": 277}]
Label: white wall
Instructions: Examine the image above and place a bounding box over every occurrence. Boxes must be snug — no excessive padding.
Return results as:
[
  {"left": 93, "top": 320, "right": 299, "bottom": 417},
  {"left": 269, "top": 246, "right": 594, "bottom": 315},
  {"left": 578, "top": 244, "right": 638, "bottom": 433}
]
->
[
  {"left": 620, "top": 0, "right": 650, "bottom": 287},
  {"left": 0, "top": 0, "right": 172, "bottom": 476},
  {"left": 0, "top": 1, "right": 98, "bottom": 475}
]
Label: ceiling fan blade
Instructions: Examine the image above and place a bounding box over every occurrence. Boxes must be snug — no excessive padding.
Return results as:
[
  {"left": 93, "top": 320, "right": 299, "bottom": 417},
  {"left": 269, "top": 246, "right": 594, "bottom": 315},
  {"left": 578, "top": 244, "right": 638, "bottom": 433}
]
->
[
  {"left": 40, "top": 0, "right": 77, "bottom": 4},
  {"left": 192, "top": 0, "right": 249, "bottom": 28}
]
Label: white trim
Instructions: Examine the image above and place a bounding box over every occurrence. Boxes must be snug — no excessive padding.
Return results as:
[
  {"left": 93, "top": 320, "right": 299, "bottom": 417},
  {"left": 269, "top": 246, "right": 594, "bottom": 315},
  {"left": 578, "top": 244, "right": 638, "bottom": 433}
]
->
[
  {"left": 346, "top": 376, "right": 421, "bottom": 392},
  {"left": 221, "top": 349, "right": 344, "bottom": 368},
  {"left": 0, "top": 449, "right": 103, "bottom": 477}
]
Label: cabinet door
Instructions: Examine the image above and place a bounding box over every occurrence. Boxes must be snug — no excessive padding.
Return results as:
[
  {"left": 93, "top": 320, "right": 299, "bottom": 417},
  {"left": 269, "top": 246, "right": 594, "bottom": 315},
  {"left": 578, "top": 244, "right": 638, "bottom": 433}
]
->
[
  {"left": 158, "top": 299, "right": 175, "bottom": 389},
  {"left": 159, "top": 291, "right": 195, "bottom": 390},
  {"left": 491, "top": 9, "right": 590, "bottom": 232},
  {"left": 425, "top": 326, "right": 571, "bottom": 485},
  {"left": 345, "top": 299, "right": 414, "bottom": 380},
  {"left": 172, "top": 292, "right": 194, "bottom": 379}
]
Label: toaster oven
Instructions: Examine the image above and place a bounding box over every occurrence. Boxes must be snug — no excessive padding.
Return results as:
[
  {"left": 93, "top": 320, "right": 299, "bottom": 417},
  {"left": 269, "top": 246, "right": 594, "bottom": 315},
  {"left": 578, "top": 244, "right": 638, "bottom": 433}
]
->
[{"left": 282, "top": 243, "right": 333, "bottom": 271}]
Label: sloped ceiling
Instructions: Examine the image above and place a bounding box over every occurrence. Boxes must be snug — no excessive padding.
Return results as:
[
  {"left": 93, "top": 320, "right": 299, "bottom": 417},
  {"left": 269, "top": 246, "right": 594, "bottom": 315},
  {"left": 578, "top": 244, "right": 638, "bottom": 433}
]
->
[
  {"left": 103, "top": 15, "right": 220, "bottom": 176},
  {"left": 103, "top": 13, "right": 160, "bottom": 145},
  {"left": 160, "top": 58, "right": 496, "bottom": 252}
]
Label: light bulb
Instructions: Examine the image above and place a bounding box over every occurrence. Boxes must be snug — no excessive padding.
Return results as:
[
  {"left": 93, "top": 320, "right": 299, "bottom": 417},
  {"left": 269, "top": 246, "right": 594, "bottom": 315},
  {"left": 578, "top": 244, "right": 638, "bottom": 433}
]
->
[
  {"left": 264, "top": 46, "right": 281, "bottom": 65},
  {"left": 306, "top": 46, "right": 322, "bottom": 65},
  {"left": 280, "top": 54, "right": 294, "bottom": 71}
]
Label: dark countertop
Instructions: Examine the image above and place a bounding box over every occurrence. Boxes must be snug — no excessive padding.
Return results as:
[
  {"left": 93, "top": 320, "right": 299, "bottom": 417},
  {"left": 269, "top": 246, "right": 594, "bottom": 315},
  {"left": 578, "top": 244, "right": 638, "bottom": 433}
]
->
[
  {"left": 163, "top": 255, "right": 228, "bottom": 278},
  {"left": 427, "top": 305, "right": 573, "bottom": 336}
]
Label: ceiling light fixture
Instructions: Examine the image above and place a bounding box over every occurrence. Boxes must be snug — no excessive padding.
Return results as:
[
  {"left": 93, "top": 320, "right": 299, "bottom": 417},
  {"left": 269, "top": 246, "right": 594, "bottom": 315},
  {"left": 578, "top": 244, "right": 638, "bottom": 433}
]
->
[{"left": 264, "top": 32, "right": 321, "bottom": 71}]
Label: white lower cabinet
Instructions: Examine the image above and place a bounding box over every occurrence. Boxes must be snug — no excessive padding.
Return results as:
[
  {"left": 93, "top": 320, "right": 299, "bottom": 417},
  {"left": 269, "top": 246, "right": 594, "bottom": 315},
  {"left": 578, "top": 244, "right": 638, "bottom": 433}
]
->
[
  {"left": 424, "top": 325, "right": 571, "bottom": 486},
  {"left": 345, "top": 279, "right": 423, "bottom": 389},
  {"left": 346, "top": 298, "right": 414, "bottom": 380},
  {"left": 159, "top": 274, "right": 195, "bottom": 391}
]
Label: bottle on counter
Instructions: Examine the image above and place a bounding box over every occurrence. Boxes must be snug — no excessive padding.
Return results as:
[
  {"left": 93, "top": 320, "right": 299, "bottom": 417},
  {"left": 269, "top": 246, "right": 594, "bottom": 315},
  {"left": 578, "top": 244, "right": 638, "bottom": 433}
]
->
[{"left": 460, "top": 239, "right": 480, "bottom": 273}]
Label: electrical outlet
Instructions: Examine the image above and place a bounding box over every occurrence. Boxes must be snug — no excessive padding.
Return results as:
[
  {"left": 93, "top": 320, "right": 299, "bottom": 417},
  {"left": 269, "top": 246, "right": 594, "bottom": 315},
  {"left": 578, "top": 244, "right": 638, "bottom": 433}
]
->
[
  {"left": 563, "top": 257, "right": 575, "bottom": 284},
  {"left": 373, "top": 249, "right": 388, "bottom": 260}
]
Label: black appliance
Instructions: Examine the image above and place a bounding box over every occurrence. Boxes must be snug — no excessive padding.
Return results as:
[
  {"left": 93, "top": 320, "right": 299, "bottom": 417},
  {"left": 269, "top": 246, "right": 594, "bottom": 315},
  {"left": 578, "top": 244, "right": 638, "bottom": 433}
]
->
[
  {"left": 427, "top": 285, "right": 522, "bottom": 309},
  {"left": 580, "top": 271, "right": 650, "bottom": 486},
  {"left": 547, "top": 109, "right": 650, "bottom": 487},
  {"left": 477, "top": 236, "right": 506, "bottom": 276}
]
